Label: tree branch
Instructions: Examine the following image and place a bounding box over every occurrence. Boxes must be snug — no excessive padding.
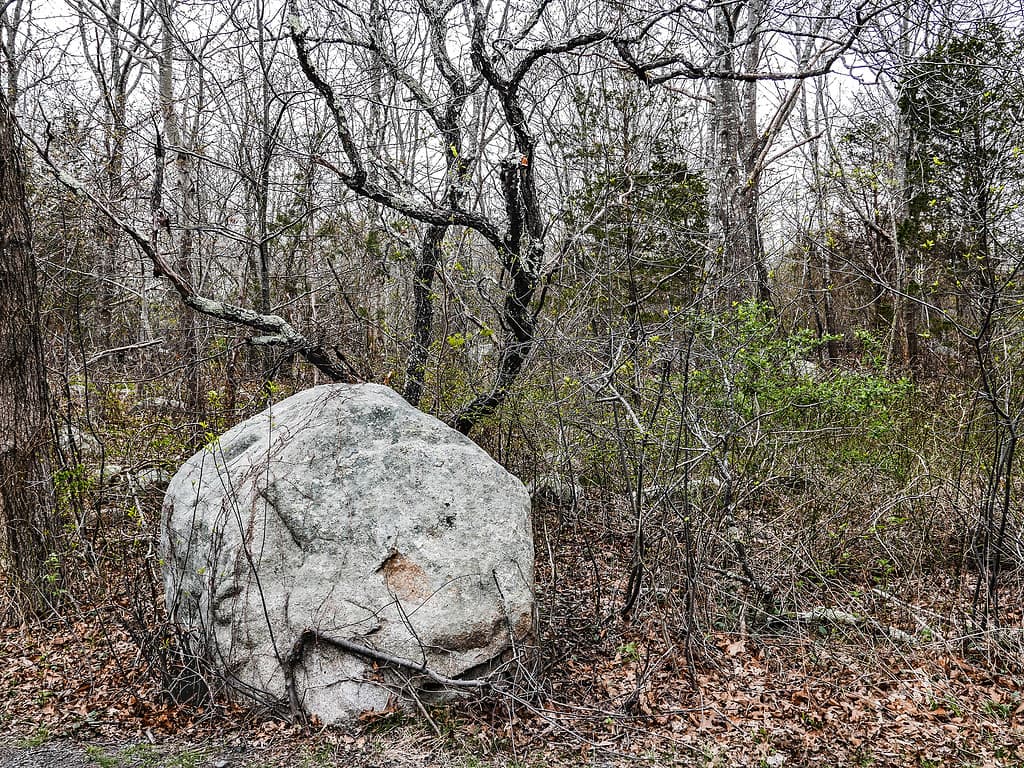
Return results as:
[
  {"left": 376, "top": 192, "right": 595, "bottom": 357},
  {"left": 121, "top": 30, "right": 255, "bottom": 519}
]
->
[
  {"left": 286, "top": 629, "right": 491, "bottom": 690},
  {"left": 29, "top": 131, "right": 359, "bottom": 384}
]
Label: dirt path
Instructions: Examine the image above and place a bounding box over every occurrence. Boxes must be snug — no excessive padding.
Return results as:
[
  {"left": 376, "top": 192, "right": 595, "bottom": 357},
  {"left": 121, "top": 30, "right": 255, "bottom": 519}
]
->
[
  {"left": 0, "top": 742, "right": 94, "bottom": 768},
  {"left": 0, "top": 738, "right": 495, "bottom": 768},
  {"left": 0, "top": 740, "right": 247, "bottom": 768}
]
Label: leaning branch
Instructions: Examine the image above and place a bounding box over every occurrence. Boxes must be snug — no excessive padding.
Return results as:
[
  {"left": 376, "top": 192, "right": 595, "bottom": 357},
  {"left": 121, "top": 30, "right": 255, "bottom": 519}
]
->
[
  {"left": 29, "top": 132, "right": 359, "bottom": 383},
  {"left": 85, "top": 338, "right": 166, "bottom": 367}
]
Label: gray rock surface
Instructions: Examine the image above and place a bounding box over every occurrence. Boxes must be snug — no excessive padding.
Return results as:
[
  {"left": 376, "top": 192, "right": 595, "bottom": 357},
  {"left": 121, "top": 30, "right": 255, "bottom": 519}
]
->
[
  {"left": 57, "top": 425, "right": 102, "bottom": 460},
  {"left": 161, "top": 383, "right": 534, "bottom": 724}
]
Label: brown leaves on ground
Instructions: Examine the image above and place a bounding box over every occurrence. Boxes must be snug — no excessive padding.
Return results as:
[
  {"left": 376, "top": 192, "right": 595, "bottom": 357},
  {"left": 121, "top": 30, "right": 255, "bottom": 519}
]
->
[
  {"left": 2, "top": 504, "right": 1023, "bottom": 767},
  {"left": 3, "top": 602, "right": 1022, "bottom": 767},
  {"left": 534, "top": 632, "right": 1024, "bottom": 766},
  {"left": 1, "top": 615, "right": 179, "bottom": 738}
]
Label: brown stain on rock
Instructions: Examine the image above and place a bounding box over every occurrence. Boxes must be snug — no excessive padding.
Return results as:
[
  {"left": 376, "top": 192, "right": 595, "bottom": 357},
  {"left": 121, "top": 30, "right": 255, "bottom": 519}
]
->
[{"left": 378, "top": 550, "right": 430, "bottom": 600}]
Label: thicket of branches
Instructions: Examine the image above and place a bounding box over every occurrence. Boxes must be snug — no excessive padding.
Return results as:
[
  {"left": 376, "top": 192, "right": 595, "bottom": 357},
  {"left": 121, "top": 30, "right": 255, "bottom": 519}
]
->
[{"left": 2, "top": 0, "right": 1024, "bottom": 706}]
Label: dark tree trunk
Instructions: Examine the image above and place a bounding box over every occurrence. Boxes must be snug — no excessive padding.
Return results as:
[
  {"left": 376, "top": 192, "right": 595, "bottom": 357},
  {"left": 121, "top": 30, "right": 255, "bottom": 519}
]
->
[
  {"left": 0, "top": 88, "right": 58, "bottom": 618},
  {"left": 403, "top": 225, "right": 444, "bottom": 408}
]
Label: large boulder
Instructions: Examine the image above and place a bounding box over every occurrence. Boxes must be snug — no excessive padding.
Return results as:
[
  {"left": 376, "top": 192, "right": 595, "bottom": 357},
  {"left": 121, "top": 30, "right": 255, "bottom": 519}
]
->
[{"left": 161, "top": 383, "right": 535, "bottom": 723}]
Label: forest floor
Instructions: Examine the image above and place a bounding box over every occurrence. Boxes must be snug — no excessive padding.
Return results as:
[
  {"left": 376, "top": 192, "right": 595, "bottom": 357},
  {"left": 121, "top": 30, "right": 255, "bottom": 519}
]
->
[
  {"left": 2, "top": 583, "right": 1024, "bottom": 768},
  {"left": 3, "top": 489, "right": 1024, "bottom": 767}
]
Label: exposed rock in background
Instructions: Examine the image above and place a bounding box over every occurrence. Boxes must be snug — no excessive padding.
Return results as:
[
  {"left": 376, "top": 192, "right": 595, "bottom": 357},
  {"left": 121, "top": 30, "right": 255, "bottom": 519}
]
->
[
  {"left": 134, "top": 467, "right": 172, "bottom": 490},
  {"left": 57, "top": 425, "right": 102, "bottom": 461},
  {"left": 528, "top": 474, "right": 584, "bottom": 510},
  {"left": 131, "top": 397, "right": 188, "bottom": 414},
  {"left": 161, "top": 383, "right": 535, "bottom": 723}
]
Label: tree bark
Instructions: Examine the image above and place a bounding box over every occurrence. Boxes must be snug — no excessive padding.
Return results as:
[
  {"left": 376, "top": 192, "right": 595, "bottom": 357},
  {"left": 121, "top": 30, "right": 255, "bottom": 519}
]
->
[
  {"left": 709, "top": 1, "right": 771, "bottom": 306},
  {"left": 0, "top": 87, "right": 58, "bottom": 618},
  {"left": 403, "top": 225, "right": 444, "bottom": 408},
  {"left": 159, "top": 0, "right": 203, "bottom": 414}
]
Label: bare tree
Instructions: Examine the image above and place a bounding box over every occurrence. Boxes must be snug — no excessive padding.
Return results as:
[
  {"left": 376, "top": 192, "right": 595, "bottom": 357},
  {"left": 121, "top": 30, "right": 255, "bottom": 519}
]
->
[
  {"left": 288, "top": 0, "right": 609, "bottom": 431},
  {"left": 73, "top": 0, "right": 154, "bottom": 347},
  {"left": 31, "top": 0, "right": 881, "bottom": 440},
  {"left": 154, "top": 0, "right": 206, "bottom": 411},
  {"left": 613, "top": 0, "right": 873, "bottom": 306},
  {"left": 1, "top": 0, "right": 28, "bottom": 102}
]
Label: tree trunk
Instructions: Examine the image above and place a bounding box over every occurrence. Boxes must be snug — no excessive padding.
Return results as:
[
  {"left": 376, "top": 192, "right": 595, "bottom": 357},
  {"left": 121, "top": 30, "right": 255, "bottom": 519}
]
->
[
  {"left": 0, "top": 88, "right": 58, "bottom": 618},
  {"left": 403, "top": 225, "right": 444, "bottom": 408},
  {"left": 709, "top": 1, "right": 770, "bottom": 306},
  {"left": 709, "top": 12, "right": 741, "bottom": 297},
  {"left": 159, "top": 0, "right": 203, "bottom": 415}
]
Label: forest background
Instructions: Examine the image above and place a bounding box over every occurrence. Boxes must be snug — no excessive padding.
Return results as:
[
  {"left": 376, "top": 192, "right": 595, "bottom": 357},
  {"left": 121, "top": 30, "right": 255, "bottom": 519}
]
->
[{"left": 1, "top": 0, "right": 1024, "bottom": 765}]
